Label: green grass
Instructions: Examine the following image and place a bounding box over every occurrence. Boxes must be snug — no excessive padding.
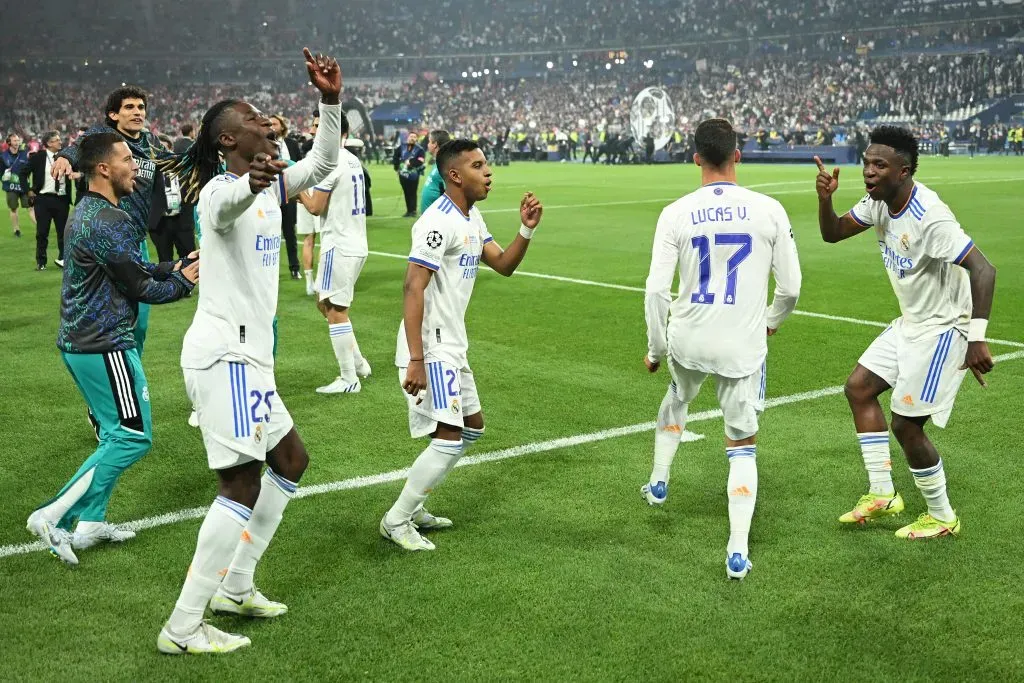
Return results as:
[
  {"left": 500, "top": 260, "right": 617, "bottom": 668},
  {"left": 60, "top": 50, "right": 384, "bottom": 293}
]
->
[{"left": 2, "top": 157, "right": 1023, "bottom": 681}]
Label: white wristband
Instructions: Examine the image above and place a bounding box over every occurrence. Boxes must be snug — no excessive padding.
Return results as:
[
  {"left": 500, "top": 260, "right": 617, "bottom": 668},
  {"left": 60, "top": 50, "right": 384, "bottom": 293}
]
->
[
  {"left": 519, "top": 224, "right": 536, "bottom": 240},
  {"left": 968, "top": 318, "right": 988, "bottom": 342}
]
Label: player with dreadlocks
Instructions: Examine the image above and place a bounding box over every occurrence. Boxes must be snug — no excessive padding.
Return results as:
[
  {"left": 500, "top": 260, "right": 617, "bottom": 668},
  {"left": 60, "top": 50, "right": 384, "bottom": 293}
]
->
[{"left": 156, "top": 48, "right": 342, "bottom": 655}]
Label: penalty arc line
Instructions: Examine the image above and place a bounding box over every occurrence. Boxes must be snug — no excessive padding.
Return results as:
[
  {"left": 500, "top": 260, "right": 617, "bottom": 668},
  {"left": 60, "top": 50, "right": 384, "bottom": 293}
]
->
[
  {"left": 366, "top": 250, "right": 1024, "bottom": 349},
  {"left": 3, "top": 347, "right": 1023, "bottom": 562}
]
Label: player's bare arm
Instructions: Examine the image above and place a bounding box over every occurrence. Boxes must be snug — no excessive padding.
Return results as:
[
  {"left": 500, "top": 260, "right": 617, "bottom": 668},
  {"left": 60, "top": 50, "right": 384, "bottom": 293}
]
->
[
  {"left": 297, "top": 188, "right": 328, "bottom": 215},
  {"left": 814, "top": 156, "right": 871, "bottom": 243},
  {"left": 957, "top": 246, "right": 997, "bottom": 386},
  {"left": 481, "top": 192, "right": 543, "bottom": 276},
  {"left": 402, "top": 263, "right": 434, "bottom": 399}
]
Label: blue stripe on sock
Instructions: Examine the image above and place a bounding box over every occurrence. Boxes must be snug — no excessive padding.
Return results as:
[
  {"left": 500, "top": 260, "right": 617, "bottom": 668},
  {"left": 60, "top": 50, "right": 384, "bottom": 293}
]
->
[
  {"left": 726, "top": 447, "right": 757, "bottom": 459},
  {"left": 266, "top": 468, "right": 298, "bottom": 494},
  {"left": 912, "top": 461, "right": 943, "bottom": 478},
  {"left": 215, "top": 495, "right": 252, "bottom": 522}
]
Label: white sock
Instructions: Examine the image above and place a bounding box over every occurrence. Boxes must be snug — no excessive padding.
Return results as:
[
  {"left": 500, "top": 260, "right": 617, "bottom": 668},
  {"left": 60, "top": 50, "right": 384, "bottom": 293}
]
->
[
  {"left": 910, "top": 460, "right": 956, "bottom": 523},
  {"left": 167, "top": 496, "right": 251, "bottom": 634},
  {"left": 304, "top": 269, "right": 313, "bottom": 284},
  {"left": 36, "top": 467, "right": 96, "bottom": 523},
  {"left": 462, "top": 427, "right": 485, "bottom": 451},
  {"left": 726, "top": 446, "right": 758, "bottom": 558},
  {"left": 350, "top": 323, "right": 366, "bottom": 367},
  {"left": 385, "top": 439, "right": 463, "bottom": 525},
  {"left": 858, "top": 431, "right": 894, "bottom": 496},
  {"left": 329, "top": 322, "right": 357, "bottom": 382},
  {"left": 650, "top": 383, "right": 688, "bottom": 484},
  {"left": 220, "top": 469, "right": 297, "bottom": 597}
]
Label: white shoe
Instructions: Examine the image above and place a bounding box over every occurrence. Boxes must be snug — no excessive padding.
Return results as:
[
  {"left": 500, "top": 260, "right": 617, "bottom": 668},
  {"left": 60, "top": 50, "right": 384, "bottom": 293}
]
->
[
  {"left": 380, "top": 518, "right": 435, "bottom": 551},
  {"left": 726, "top": 552, "right": 753, "bottom": 580},
  {"left": 210, "top": 586, "right": 288, "bottom": 618},
  {"left": 26, "top": 512, "right": 78, "bottom": 565},
  {"left": 72, "top": 522, "right": 136, "bottom": 549},
  {"left": 412, "top": 508, "right": 453, "bottom": 530},
  {"left": 356, "top": 357, "right": 372, "bottom": 378},
  {"left": 157, "top": 621, "right": 251, "bottom": 655},
  {"left": 187, "top": 410, "right": 199, "bottom": 428},
  {"left": 316, "top": 377, "right": 361, "bottom": 394}
]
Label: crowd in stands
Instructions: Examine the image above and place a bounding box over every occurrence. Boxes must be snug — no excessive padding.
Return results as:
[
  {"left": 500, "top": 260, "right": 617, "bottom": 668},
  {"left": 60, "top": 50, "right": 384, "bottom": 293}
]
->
[
  {"left": 10, "top": 0, "right": 1021, "bottom": 59},
  {"left": 3, "top": 52, "right": 1021, "bottom": 148}
]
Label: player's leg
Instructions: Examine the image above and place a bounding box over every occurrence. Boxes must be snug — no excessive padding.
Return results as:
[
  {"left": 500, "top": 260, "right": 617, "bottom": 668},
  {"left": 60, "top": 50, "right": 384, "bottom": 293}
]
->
[
  {"left": 382, "top": 360, "right": 466, "bottom": 550},
  {"left": 839, "top": 325, "right": 904, "bottom": 524},
  {"left": 160, "top": 362, "right": 276, "bottom": 654},
  {"left": 889, "top": 329, "right": 967, "bottom": 539},
  {"left": 316, "top": 256, "right": 368, "bottom": 392},
  {"left": 69, "top": 349, "right": 152, "bottom": 548},
  {"left": 215, "top": 401, "right": 304, "bottom": 617},
  {"left": 715, "top": 372, "right": 761, "bottom": 580},
  {"left": 302, "top": 233, "right": 316, "bottom": 295},
  {"left": 642, "top": 359, "right": 700, "bottom": 505},
  {"left": 410, "top": 369, "right": 484, "bottom": 530},
  {"left": 53, "top": 200, "right": 69, "bottom": 265}
]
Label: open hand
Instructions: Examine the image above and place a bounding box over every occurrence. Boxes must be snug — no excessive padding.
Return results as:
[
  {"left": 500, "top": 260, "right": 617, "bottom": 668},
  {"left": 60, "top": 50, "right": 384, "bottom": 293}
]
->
[
  {"left": 52, "top": 157, "right": 73, "bottom": 180},
  {"left": 814, "top": 155, "right": 840, "bottom": 200},
  {"left": 303, "top": 48, "right": 341, "bottom": 103},
  {"left": 520, "top": 192, "right": 543, "bottom": 228}
]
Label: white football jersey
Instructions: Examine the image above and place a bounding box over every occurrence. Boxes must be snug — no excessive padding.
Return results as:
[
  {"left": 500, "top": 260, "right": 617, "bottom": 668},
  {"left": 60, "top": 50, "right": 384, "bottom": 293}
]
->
[
  {"left": 846, "top": 182, "right": 973, "bottom": 340},
  {"left": 316, "top": 147, "right": 367, "bottom": 256},
  {"left": 395, "top": 194, "right": 493, "bottom": 367},
  {"left": 181, "top": 102, "right": 342, "bottom": 373},
  {"left": 645, "top": 182, "right": 802, "bottom": 378}
]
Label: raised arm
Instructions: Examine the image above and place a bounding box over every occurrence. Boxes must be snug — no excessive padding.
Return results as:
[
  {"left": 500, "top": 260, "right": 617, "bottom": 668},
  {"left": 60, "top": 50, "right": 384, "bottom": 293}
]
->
[
  {"left": 814, "top": 156, "right": 872, "bottom": 243},
  {"left": 644, "top": 208, "right": 678, "bottom": 369},
  {"left": 480, "top": 192, "right": 543, "bottom": 277},
  {"left": 281, "top": 49, "right": 342, "bottom": 197}
]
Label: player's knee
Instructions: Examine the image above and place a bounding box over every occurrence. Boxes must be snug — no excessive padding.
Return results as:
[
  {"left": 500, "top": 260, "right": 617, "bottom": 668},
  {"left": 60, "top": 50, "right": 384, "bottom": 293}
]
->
[
  {"left": 725, "top": 422, "right": 757, "bottom": 442},
  {"left": 890, "top": 413, "right": 924, "bottom": 446},
  {"left": 116, "top": 428, "right": 153, "bottom": 459},
  {"left": 844, "top": 374, "right": 870, "bottom": 404}
]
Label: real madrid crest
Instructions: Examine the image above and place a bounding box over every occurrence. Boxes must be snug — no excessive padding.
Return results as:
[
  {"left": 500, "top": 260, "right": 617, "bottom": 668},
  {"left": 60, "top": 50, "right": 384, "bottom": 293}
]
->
[
  {"left": 900, "top": 233, "right": 911, "bottom": 251},
  {"left": 254, "top": 423, "right": 263, "bottom": 444}
]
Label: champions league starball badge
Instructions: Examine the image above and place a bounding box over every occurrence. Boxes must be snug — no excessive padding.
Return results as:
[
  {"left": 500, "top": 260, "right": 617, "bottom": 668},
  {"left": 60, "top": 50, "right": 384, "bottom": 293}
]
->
[{"left": 629, "top": 87, "right": 676, "bottom": 151}]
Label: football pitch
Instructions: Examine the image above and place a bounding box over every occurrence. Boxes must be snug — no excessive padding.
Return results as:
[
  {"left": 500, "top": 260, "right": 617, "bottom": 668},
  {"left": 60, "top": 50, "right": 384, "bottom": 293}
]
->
[{"left": 1, "top": 157, "right": 1022, "bottom": 681}]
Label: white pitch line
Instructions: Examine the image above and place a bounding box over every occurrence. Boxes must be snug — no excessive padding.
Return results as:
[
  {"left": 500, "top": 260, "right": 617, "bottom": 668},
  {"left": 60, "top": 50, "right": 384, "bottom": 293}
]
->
[
  {"left": 368, "top": 175, "right": 1024, "bottom": 218},
  {"left": 6, "top": 352, "right": 1024, "bottom": 561},
  {"left": 366, "top": 250, "right": 1023, "bottom": 348}
]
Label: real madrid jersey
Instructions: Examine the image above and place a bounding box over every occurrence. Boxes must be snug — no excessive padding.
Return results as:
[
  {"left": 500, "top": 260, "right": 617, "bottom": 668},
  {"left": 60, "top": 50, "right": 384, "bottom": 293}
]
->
[
  {"left": 315, "top": 147, "right": 368, "bottom": 256},
  {"left": 846, "top": 182, "right": 973, "bottom": 340},
  {"left": 645, "top": 182, "right": 802, "bottom": 378},
  {"left": 395, "top": 194, "right": 493, "bottom": 368},
  {"left": 181, "top": 102, "right": 342, "bottom": 373}
]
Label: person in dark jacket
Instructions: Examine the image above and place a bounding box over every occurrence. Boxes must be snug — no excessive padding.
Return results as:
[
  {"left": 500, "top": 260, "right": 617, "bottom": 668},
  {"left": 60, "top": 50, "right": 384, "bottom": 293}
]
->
[
  {"left": 392, "top": 132, "right": 425, "bottom": 217},
  {"left": 26, "top": 132, "right": 198, "bottom": 566}
]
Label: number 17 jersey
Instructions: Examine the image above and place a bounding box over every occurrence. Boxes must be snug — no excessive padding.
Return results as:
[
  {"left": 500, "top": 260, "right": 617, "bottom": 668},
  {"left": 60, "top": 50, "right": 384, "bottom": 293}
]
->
[{"left": 645, "top": 182, "right": 801, "bottom": 378}]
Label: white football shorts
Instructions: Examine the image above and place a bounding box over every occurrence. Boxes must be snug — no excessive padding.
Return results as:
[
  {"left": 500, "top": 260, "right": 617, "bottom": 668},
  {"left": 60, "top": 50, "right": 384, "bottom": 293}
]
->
[
  {"left": 316, "top": 249, "right": 365, "bottom": 307},
  {"left": 296, "top": 206, "right": 319, "bottom": 235},
  {"left": 858, "top": 318, "right": 968, "bottom": 428},
  {"left": 397, "top": 358, "right": 482, "bottom": 438},
  {"left": 184, "top": 361, "right": 294, "bottom": 470},
  {"left": 668, "top": 356, "right": 765, "bottom": 440}
]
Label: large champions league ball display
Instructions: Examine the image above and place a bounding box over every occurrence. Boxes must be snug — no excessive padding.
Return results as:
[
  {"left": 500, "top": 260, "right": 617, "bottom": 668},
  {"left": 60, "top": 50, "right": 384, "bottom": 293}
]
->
[{"left": 629, "top": 86, "right": 675, "bottom": 151}]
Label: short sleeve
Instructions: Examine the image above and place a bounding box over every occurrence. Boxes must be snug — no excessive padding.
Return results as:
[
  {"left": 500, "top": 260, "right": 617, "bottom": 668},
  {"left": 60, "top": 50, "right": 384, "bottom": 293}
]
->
[
  {"left": 846, "top": 194, "right": 876, "bottom": 227},
  {"left": 408, "top": 218, "right": 454, "bottom": 272},
  {"left": 921, "top": 204, "right": 974, "bottom": 265}
]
